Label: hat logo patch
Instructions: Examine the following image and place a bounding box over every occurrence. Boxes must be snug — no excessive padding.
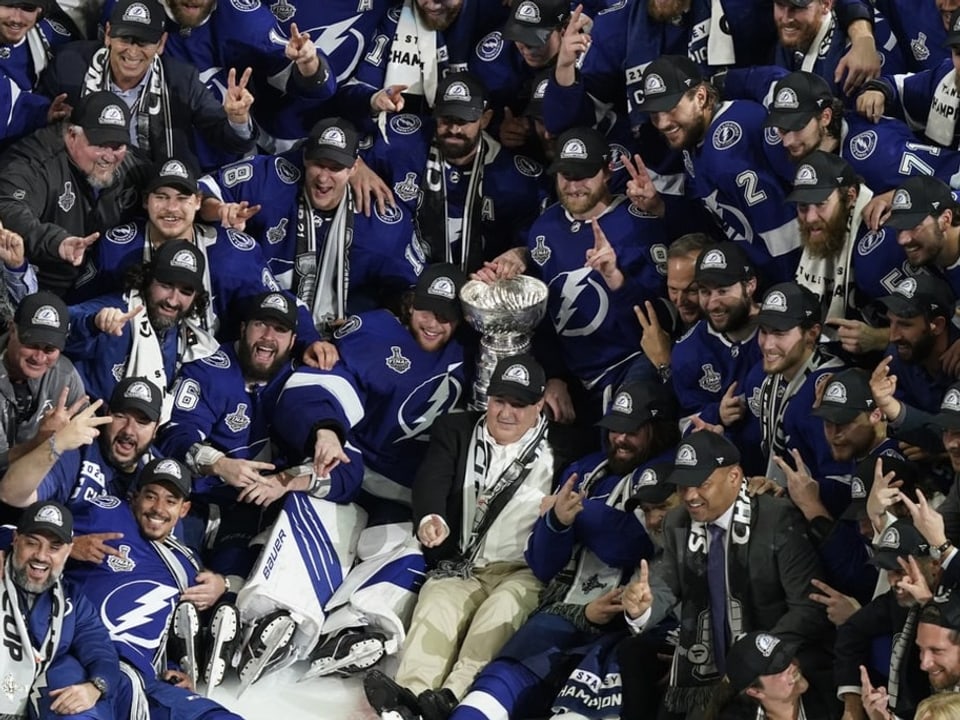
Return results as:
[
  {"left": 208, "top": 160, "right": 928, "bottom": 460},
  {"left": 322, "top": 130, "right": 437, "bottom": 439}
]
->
[
  {"left": 644, "top": 72, "right": 666, "bottom": 95},
  {"left": 319, "top": 127, "right": 347, "bottom": 149},
  {"left": 895, "top": 277, "right": 918, "bottom": 298},
  {"left": 636, "top": 468, "right": 657, "bottom": 487},
  {"left": 32, "top": 305, "right": 61, "bottom": 328},
  {"left": 155, "top": 459, "right": 182, "bottom": 479},
  {"left": 515, "top": 0, "right": 541, "bottom": 23},
  {"left": 443, "top": 81, "right": 472, "bottom": 102},
  {"left": 613, "top": 391, "right": 633, "bottom": 415},
  {"left": 427, "top": 276, "right": 455, "bottom": 299},
  {"left": 892, "top": 188, "right": 912, "bottom": 211},
  {"left": 824, "top": 381, "right": 847, "bottom": 404},
  {"left": 261, "top": 293, "right": 288, "bottom": 312},
  {"left": 795, "top": 164, "right": 817, "bottom": 186},
  {"left": 774, "top": 87, "right": 799, "bottom": 110},
  {"left": 99, "top": 104, "right": 126, "bottom": 126},
  {"left": 878, "top": 526, "right": 900, "bottom": 550},
  {"left": 700, "top": 249, "right": 727, "bottom": 270},
  {"left": 755, "top": 633, "right": 780, "bottom": 657},
  {"left": 502, "top": 363, "right": 530, "bottom": 386},
  {"left": 122, "top": 2, "right": 151, "bottom": 23},
  {"left": 170, "top": 249, "right": 198, "bottom": 272},
  {"left": 533, "top": 79, "right": 548, "bottom": 99},
  {"left": 160, "top": 160, "right": 188, "bottom": 178},
  {"left": 851, "top": 477, "right": 866, "bottom": 499},
  {"left": 35, "top": 504, "right": 63, "bottom": 526},
  {"left": 944, "top": 388, "right": 960, "bottom": 412},
  {"left": 124, "top": 381, "right": 153, "bottom": 402},
  {"left": 675, "top": 443, "right": 697, "bottom": 467},
  {"left": 762, "top": 290, "right": 788, "bottom": 312},
  {"left": 560, "top": 138, "right": 588, "bottom": 160}
]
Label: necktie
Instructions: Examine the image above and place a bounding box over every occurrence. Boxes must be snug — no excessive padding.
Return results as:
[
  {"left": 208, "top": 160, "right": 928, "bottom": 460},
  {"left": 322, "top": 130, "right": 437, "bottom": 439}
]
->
[{"left": 708, "top": 523, "right": 728, "bottom": 674}]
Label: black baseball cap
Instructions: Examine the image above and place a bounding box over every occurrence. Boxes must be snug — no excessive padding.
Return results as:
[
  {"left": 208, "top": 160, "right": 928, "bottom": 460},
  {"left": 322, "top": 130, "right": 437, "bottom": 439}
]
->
[
  {"left": 946, "top": 8, "right": 960, "bottom": 46},
  {"left": 246, "top": 291, "right": 297, "bottom": 332},
  {"left": 694, "top": 243, "right": 755, "bottom": 287},
  {"left": 879, "top": 274, "right": 954, "bottom": 320},
  {"left": 597, "top": 382, "right": 677, "bottom": 434},
  {"left": 885, "top": 175, "right": 956, "bottom": 230},
  {"left": 412, "top": 263, "right": 466, "bottom": 323},
  {"left": 726, "top": 632, "right": 800, "bottom": 694},
  {"left": 930, "top": 382, "right": 960, "bottom": 431},
  {"left": 304, "top": 117, "right": 360, "bottom": 168},
  {"left": 145, "top": 158, "right": 199, "bottom": 196},
  {"left": 547, "top": 126, "right": 610, "bottom": 180},
  {"left": 110, "top": 376, "right": 162, "bottom": 423},
  {"left": 786, "top": 150, "right": 859, "bottom": 204},
  {"left": 869, "top": 519, "right": 930, "bottom": 570},
  {"left": 764, "top": 71, "right": 833, "bottom": 131},
  {"left": 151, "top": 239, "right": 205, "bottom": 292},
  {"left": 108, "top": 0, "right": 165, "bottom": 44},
  {"left": 70, "top": 91, "right": 130, "bottom": 147},
  {"left": 486, "top": 353, "right": 546, "bottom": 406},
  {"left": 757, "top": 282, "right": 821, "bottom": 331},
  {"left": 0, "top": 0, "right": 47, "bottom": 9},
  {"left": 811, "top": 369, "right": 875, "bottom": 424},
  {"left": 135, "top": 457, "right": 192, "bottom": 498},
  {"left": 502, "top": 0, "right": 568, "bottom": 47},
  {"left": 841, "top": 454, "right": 918, "bottom": 521},
  {"left": 635, "top": 55, "right": 703, "bottom": 113},
  {"left": 15, "top": 291, "right": 68, "bottom": 350},
  {"left": 625, "top": 460, "right": 677, "bottom": 511},
  {"left": 669, "top": 431, "right": 741, "bottom": 488},
  {"left": 434, "top": 72, "right": 488, "bottom": 123},
  {"left": 17, "top": 500, "right": 72, "bottom": 543},
  {"left": 922, "top": 590, "right": 960, "bottom": 630}
]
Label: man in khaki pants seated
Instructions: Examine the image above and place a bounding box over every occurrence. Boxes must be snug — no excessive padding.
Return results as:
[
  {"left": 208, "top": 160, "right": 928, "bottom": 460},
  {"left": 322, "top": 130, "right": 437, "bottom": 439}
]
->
[{"left": 363, "top": 353, "right": 578, "bottom": 720}]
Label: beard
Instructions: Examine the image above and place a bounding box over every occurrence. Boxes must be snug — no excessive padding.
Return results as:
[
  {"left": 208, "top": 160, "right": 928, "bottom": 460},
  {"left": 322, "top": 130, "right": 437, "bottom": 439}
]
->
[
  {"left": 147, "top": 303, "right": 185, "bottom": 332},
  {"left": 238, "top": 339, "right": 288, "bottom": 382},
  {"left": 12, "top": 560, "right": 57, "bottom": 594},
  {"left": 800, "top": 203, "right": 852, "bottom": 259},
  {"left": 647, "top": 0, "right": 691, "bottom": 21},
  {"left": 898, "top": 331, "right": 936, "bottom": 365},
  {"left": 437, "top": 132, "right": 478, "bottom": 161},
  {"left": 708, "top": 293, "right": 753, "bottom": 334},
  {"left": 560, "top": 183, "right": 609, "bottom": 216},
  {"left": 414, "top": 2, "right": 461, "bottom": 31},
  {"left": 86, "top": 168, "right": 120, "bottom": 190}
]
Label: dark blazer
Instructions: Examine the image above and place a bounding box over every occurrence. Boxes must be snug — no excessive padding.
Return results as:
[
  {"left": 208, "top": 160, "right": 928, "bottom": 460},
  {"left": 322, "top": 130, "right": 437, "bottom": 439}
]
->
[
  {"left": 412, "top": 410, "right": 579, "bottom": 569},
  {"left": 40, "top": 41, "right": 256, "bottom": 170}
]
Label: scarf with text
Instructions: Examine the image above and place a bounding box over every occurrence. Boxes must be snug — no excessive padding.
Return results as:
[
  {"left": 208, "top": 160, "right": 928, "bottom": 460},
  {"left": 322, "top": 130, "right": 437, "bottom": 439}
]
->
[
  {"left": 383, "top": 0, "right": 439, "bottom": 106},
  {"left": 925, "top": 69, "right": 960, "bottom": 147}
]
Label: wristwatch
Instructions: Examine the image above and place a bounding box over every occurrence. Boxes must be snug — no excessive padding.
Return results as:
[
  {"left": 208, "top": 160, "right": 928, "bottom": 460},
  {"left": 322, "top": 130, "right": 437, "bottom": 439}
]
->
[
  {"left": 931, "top": 540, "right": 954, "bottom": 560},
  {"left": 89, "top": 676, "right": 108, "bottom": 698}
]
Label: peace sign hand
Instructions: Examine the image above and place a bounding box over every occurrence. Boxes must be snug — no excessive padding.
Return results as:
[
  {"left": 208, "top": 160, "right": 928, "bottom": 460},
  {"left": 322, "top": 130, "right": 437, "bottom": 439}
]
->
[
  {"left": 585, "top": 218, "right": 623, "bottom": 290},
  {"left": 286, "top": 23, "right": 320, "bottom": 77},
  {"left": 634, "top": 301, "right": 671, "bottom": 367},
  {"left": 94, "top": 303, "right": 144, "bottom": 336},
  {"left": 623, "top": 153, "right": 665, "bottom": 217},
  {"left": 224, "top": 67, "right": 254, "bottom": 124},
  {"left": 58, "top": 232, "right": 98, "bottom": 266},
  {"left": 865, "top": 457, "right": 901, "bottom": 534},
  {"left": 39, "top": 386, "right": 88, "bottom": 436}
]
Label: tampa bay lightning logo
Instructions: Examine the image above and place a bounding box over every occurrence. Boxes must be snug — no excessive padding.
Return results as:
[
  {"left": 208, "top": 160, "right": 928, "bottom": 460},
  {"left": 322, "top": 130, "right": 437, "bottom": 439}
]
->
[
  {"left": 476, "top": 31, "right": 503, "bottom": 61},
  {"left": 101, "top": 580, "right": 179, "bottom": 650},
  {"left": 106, "top": 223, "right": 138, "bottom": 245},
  {"left": 396, "top": 366, "right": 463, "bottom": 442},
  {"left": 548, "top": 268, "right": 609, "bottom": 337}
]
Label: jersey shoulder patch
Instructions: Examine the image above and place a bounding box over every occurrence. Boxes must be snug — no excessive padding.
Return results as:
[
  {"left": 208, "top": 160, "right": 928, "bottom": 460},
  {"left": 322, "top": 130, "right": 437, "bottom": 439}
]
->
[
  {"left": 274, "top": 157, "right": 301, "bottom": 185},
  {"left": 88, "top": 494, "right": 121, "bottom": 509},
  {"left": 200, "top": 350, "right": 232, "bottom": 369},
  {"left": 226, "top": 228, "right": 256, "bottom": 251},
  {"left": 333, "top": 315, "right": 363, "bottom": 340},
  {"left": 514, "top": 155, "right": 543, "bottom": 178},
  {"left": 105, "top": 223, "right": 138, "bottom": 245},
  {"left": 857, "top": 229, "right": 885, "bottom": 256},
  {"left": 230, "top": 0, "right": 261, "bottom": 11},
  {"left": 475, "top": 31, "right": 503, "bottom": 62},
  {"left": 712, "top": 120, "right": 743, "bottom": 151},
  {"left": 389, "top": 114, "right": 422, "bottom": 135}
]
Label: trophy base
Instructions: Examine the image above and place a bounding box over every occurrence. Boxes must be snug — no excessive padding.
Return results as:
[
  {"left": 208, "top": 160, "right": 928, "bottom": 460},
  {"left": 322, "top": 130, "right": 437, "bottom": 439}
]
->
[{"left": 470, "top": 334, "right": 533, "bottom": 410}]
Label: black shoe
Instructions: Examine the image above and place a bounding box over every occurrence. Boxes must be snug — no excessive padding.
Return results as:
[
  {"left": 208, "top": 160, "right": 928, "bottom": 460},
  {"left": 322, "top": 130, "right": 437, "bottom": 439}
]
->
[
  {"left": 363, "top": 669, "right": 422, "bottom": 717},
  {"left": 417, "top": 688, "right": 458, "bottom": 720}
]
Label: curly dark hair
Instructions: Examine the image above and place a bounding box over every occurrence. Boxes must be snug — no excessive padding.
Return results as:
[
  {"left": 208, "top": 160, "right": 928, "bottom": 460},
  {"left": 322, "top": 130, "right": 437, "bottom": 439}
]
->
[{"left": 122, "top": 258, "right": 210, "bottom": 321}]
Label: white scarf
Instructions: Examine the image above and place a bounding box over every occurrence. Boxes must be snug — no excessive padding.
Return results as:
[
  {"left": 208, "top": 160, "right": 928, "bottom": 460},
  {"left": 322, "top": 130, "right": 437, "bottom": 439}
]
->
[
  {"left": 123, "top": 290, "right": 220, "bottom": 424},
  {"left": 0, "top": 562, "right": 66, "bottom": 717},
  {"left": 794, "top": 11, "right": 835, "bottom": 72},
  {"left": 383, "top": 0, "right": 439, "bottom": 107},
  {"left": 26, "top": 27, "right": 51, "bottom": 84},
  {"left": 926, "top": 69, "right": 960, "bottom": 147},
  {"left": 141, "top": 227, "right": 218, "bottom": 334},
  {"left": 795, "top": 184, "right": 873, "bottom": 331},
  {"left": 706, "top": 0, "right": 735, "bottom": 66}
]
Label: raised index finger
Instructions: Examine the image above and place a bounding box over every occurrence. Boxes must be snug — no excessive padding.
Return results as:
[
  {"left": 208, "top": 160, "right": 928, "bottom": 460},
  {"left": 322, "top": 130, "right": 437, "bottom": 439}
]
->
[
  {"left": 859, "top": 665, "right": 874, "bottom": 694},
  {"left": 566, "top": 3, "right": 582, "bottom": 35},
  {"left": 638, "top": 558, "right": 649, "bottom": 585},
  {"left": 290, "top": 22, "right": 301, "bottom": 40},
  {"left": 123, "top": 304, "right": 146, "bottom": 321}
]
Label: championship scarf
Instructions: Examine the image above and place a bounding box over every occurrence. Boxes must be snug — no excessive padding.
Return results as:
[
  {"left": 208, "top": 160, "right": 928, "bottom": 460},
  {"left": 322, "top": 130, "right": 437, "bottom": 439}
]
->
[
  {"left": 706, "top": 0, "right": 735, "bottom": 66},
  {"left": 887, "top": 604, "right": 919, "bottom": 712},
  {"left": 795, "top": 185, "right": 873, "bottom": 331},
  {"left": 142, "top": 225, "right": 217, "bottom": 332},
  {"left": 792, "top": 11, "right": 835, "bottom": 72},
  {"left": 419, "top": 134, "right": 494, "bottom": 272},
  {"left": 123, "top": 289, "right": 220, "bottom": 424},
  {"left": 82, "top": 47, "right": 173, "bottom": 158},
  {"left": 383, "top": 0, "right": 439, "bottom": 107},
  {"left": 925, "top": 69, "right": 960, "bottom": 147},
  {"left": 26, "top": 26, "right": 52, "bottom": 87},
  {"left": 292, "top": 187, "right": 354, "bottom": 329},
  {"left": 150, "top": 535, "right": 201, "bottom": 674},
  {"left": 0, "top": 562, "right": 66, "bottom": 717},
  {"left": 665, "top": 479, "right": 753, "bottom": 714}
]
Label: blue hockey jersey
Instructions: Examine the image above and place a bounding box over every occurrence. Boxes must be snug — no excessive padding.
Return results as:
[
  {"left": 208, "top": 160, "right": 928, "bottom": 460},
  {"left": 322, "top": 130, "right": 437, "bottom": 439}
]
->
[{"left": 36, "top": 438, "right": 149, "bottom": 508}]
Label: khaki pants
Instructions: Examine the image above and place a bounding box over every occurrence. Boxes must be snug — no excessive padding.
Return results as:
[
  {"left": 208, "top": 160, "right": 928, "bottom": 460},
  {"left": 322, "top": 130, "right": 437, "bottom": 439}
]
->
[{"left": 394, "top": 561, "right": 543, "bottom": 698}]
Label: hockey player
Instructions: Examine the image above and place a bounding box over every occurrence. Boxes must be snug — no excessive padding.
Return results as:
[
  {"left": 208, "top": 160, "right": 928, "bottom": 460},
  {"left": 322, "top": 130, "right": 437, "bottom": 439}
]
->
[
  {"left": 65, "top": 239, "right": 220, "bottom": 421},
  {"left": 74, "top": 157, "right": 317, "bottom": 346},
  {"left": 42, "top": 0, "right": 258, "bottom": 171},
  {"left": 66, "top": 458, "right": 246, "bottom": 705},
  {"left": 0, "top": 291, "right": 85, "bottom": 475},
  {"left": 0, "top": 500, "right": 119, "bottom": 720},
  {"left": 99, "top": 0, "right": 337, "bottom": 157},
  {"left": 200, "top": 116, "right": 422, "bottom": 333},
  {"left": 360, "top": 72, "right": 547, "bottom": 274},
  {"left": 0, "top": 0, "right": 76, "bottom": 93},
  {"left": 482, "top": 126, "right": 669, "bottom": 425},
  {"left": 634, "top": 55, "right": 801, "bottom": 286}
]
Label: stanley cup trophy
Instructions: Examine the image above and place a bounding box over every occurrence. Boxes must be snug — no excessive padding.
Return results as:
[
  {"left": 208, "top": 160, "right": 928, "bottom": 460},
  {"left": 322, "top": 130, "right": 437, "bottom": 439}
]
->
[{"left": 460, "top": 276, "right": 549, "bottom": 409}]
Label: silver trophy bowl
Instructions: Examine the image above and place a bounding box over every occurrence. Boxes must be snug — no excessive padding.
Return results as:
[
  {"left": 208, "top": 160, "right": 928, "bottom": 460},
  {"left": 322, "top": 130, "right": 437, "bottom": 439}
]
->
[{"left": 460, "top": 276, "right": 549, "bottom": 409}]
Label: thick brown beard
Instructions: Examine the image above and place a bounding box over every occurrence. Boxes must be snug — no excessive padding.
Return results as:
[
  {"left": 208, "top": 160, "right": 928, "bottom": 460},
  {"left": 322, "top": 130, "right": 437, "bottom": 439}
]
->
[
  {"left": 414, "top": 2, "right": 461, "bottom": 31},
  {"left": 647, "top": 0, "right": 690, "bottom": 22},
  {"left": 169, "top": 0, "right": 215, "bottom": 28},
  {"left": 800, "top": 202, "right": 852, "bottom": 259}
]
